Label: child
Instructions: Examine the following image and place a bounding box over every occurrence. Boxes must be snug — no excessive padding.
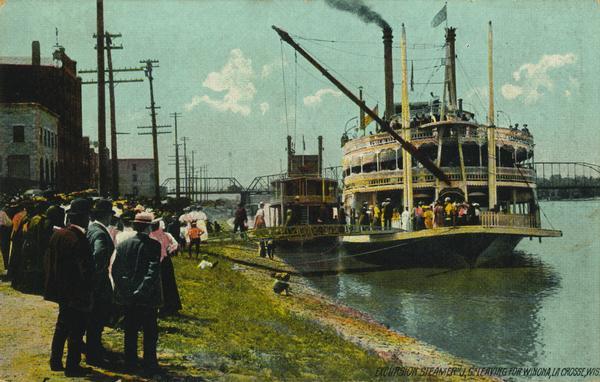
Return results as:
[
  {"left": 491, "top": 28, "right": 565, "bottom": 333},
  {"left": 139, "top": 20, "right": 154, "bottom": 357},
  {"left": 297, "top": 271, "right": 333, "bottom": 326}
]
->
[
  {"left": 272, "top": 272, "right": 291, "bottom": 295},
  {"left": 266, "top": 239, "right": 275, "bottom": 259},
  {"left": 187, "top": 221, "right": 204, "bottom": 259}
]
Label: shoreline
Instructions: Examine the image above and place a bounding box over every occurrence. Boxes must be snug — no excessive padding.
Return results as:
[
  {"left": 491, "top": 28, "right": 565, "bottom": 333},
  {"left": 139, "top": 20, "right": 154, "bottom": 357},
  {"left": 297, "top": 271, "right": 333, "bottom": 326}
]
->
[
  {"left": 204, "top": 243, "right": 498, "bottom": 379},
  {"left": 0, "top": 244, "right": 497, "bottom": 381}
]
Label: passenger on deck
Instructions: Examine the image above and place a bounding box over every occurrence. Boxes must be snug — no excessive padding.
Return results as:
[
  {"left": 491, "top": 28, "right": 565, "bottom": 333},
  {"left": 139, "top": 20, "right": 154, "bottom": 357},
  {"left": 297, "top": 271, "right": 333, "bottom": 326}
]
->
[
  {"left": 434, "top": 201, "right": 444, "bottom": 228},
  {"left": 337, "top": 204, "right": 347, "bottom": 226},
  {"left": 423, "top": 206, "right": 434, "bottom": 229},
  {"left": 457, "top": 203, "right": 468, "bottom": 225},
  {"left": 391, "top": 208, "right": 401, "bottom": 229},
  {"left": 401, "top": 207, "right": 411, "bottom": 231},
  {"left": 372, "top": 203, "right": 381, "bottom": 229},
  {"left": 444, "top": 197, "right": 455, "bottom": 226},
  {"left": 382, "top": 198, "right": 393, "bottom": 230},
  {"left": 358, "top": 202, "right": 370, "bottom": 230},
  {"left": 414, "top": 202, "right": 424, "bottom": 231},
  {"left": 473, "top": 203, "right": 481, "bottom": 225},
  {"left": 467, "top": 202, "right": 476, "bottom": 225}
]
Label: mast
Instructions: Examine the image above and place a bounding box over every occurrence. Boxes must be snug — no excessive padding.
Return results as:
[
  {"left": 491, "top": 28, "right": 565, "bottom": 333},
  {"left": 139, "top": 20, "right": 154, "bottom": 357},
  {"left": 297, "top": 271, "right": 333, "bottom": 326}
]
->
[
  {"left": 445, "top": 27, "right": 458, "bottom": 114},
  {"left": 488, "top": 21, "right": 495, "bottom": 126},
  {"left": 400, "top": 24, "right": 413, "bottom": 212},
  {"left": 359, "top": 86, "right": 365, "bottom": 135},
  {"left": 272, "top": 25, "right": 450, "bottom": 185},
  {"left": 487, "top": 21, "right": 498, "bottom": 208}
]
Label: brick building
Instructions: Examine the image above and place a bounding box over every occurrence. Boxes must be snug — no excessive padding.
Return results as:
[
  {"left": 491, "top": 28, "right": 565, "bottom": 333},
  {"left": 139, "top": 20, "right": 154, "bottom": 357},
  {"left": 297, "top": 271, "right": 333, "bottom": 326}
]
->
[
  {"left": 118, "top": 158, "right": 157, "bottom": 198},
  {"left": 0, "top": 41, "right": 88, "bottom": 192},
  {"left": 0, "top": 103, "right": 59, "bottom": 193}
]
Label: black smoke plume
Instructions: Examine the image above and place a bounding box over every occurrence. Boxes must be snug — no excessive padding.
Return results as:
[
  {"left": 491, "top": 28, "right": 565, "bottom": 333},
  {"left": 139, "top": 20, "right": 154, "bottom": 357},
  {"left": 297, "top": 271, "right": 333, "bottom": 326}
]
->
[{"left": 324, "top": 0, "right": 390, "bottom": 30}]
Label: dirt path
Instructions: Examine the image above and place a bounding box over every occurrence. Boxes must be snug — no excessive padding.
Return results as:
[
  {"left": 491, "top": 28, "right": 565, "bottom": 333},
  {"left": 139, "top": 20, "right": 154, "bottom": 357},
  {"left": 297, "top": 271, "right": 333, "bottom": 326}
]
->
[
  {"left": 0, "top": 280, "right": 151, "bottom": 382},
  {"left": 0, "top": 284, "right": 59, "bottom": 381}
]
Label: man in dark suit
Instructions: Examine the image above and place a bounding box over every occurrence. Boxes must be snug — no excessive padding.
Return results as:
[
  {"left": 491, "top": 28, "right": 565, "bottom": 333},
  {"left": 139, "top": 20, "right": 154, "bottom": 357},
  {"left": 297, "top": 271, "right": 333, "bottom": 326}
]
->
[
  {"left": 44, "top": 198, "right": 94, "bottom": 377},
  {"left": 85, "top": 199, "right": 115, "bottom": 366},
  {"left": 110, "top": 212, "right": 163, "bottom": 372}
]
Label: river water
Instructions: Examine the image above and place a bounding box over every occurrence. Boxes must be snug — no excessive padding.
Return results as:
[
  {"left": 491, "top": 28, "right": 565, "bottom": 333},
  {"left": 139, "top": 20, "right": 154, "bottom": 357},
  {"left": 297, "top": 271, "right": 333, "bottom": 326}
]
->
[{"left": 303, "top": 200, "right": 600, "bottom": 369}]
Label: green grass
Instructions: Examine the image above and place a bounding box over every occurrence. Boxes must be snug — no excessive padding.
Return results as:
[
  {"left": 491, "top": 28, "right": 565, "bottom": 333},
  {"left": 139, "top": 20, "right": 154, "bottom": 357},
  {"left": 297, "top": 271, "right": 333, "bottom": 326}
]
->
[{"left": 103, "top": 253, "right": 385, "bottom": 380}]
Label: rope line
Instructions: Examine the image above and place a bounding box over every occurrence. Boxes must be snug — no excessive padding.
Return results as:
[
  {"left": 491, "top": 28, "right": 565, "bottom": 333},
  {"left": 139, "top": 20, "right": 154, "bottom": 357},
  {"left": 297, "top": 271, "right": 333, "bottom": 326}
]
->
[{"left": 515, "top": 165, "right": 557, "bottom": 231}]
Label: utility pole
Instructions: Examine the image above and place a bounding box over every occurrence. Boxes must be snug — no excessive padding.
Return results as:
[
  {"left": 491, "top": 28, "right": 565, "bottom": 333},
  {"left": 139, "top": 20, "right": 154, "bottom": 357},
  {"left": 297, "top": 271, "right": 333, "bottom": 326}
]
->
[
  {"left": 191, "top": 150, "right": 196, "bottom": 201},
  {"left": 96, "top": 0, "right": 107, "bottom": 196},
  {"left": 170, "top": 112, "right": 182, "bottom": 199},
  {"left": 181, "top": 137, "right": 189, "bottom": 199},
  {"left": 139, "top": 59, "right": 170, "bottom": 203},
  {"left": 82, "top": 31, "right": 144, "bottom": 198},
  {"left": 106, "top": 32, "right": 122, "bottom": 198}
]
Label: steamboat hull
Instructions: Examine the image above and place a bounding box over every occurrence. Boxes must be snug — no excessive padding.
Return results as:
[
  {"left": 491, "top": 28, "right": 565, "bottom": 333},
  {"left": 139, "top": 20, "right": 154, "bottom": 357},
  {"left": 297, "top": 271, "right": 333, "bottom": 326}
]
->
[{"left": 341, "top": 226, "right": 561, "bottom": 266}]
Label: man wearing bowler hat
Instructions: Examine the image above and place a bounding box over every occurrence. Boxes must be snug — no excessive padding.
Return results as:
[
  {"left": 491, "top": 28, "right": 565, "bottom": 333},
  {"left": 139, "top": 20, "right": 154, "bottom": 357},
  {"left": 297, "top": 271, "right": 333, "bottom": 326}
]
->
[
  {"left": 110, "top": 211, "right": 163, "bottom": 372},
  {"left": 44, "top": 198, "right": 94, "bottom": 377},
  {"left": 85, "top": 199, "right": 115, "bottom": 366}
]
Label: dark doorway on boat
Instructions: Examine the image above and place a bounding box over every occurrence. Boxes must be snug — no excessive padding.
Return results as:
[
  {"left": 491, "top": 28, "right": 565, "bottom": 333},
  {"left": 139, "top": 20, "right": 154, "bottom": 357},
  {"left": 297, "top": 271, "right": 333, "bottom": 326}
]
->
[
  {"left": 376, "top": 190, "right": 402, "bottom": 209},
  {"left": 438, "top": 187, "right": 465, "bottom": 202}
]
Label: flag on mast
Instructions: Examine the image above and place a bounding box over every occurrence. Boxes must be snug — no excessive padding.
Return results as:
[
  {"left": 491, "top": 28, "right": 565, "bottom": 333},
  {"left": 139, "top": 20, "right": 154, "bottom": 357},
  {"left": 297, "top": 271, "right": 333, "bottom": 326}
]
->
[
  {"left": 362, "top": 104, "right": 379, "bottom": 128},
  {"left": 431, "top": 4, "right": 447, "bottom": 28}
]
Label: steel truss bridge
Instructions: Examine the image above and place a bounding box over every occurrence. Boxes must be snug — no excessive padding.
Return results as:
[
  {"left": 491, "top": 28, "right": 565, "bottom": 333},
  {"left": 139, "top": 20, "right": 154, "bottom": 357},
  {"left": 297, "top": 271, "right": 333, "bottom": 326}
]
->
[
  {"left": 161, "top": 162, "right": 599, "bottom": 200},
  {"left": 161, "top": 166, "right": 344, "bottom": 201},
  {"left": 534, "top": 162, "right": 600, "bottom": 190}
]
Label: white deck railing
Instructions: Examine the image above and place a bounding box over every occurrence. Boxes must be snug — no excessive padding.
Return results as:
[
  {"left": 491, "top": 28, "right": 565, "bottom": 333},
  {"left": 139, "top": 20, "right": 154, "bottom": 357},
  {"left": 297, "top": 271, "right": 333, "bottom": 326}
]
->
[{"left": 480, "top": 211, "right": 540, "bottom": 229}]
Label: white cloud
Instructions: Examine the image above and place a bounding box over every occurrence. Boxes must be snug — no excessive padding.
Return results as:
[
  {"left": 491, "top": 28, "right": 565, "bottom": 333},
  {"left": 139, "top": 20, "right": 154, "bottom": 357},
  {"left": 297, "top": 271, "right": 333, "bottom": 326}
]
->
[
  {"left": 260, "top": 102, "right": 270, "bottom": 115},
  {"left": 500, "top": 53, "right": 577, "bottom": 104},
  {"left": 185, "top": 48, "right": 256, "bottom": 115},
  {"left": 303, "top": 88, "right": 342, "bottom": 107},
  {"left": 261, "top": 62, "right": 277, "bottom": 79},
  {"left": 501, "top": 84, "right": 524, "bottom": 100},
  {"left": 261, "top": 57, "right": 287, "bottom": 79}
]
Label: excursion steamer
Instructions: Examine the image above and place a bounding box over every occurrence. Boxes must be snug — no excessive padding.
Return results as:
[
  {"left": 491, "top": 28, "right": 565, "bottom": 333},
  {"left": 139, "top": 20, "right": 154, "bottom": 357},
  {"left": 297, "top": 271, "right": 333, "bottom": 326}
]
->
[{"left": 273, "top": 23, "right": 561, "bottom": 265}]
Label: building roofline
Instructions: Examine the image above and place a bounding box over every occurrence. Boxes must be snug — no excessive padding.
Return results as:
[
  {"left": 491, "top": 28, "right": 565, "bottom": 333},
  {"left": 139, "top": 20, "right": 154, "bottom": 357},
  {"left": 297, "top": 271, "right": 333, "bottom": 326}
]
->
[{"left": 0, "top": 102, "right": 60, "bottom": 118}]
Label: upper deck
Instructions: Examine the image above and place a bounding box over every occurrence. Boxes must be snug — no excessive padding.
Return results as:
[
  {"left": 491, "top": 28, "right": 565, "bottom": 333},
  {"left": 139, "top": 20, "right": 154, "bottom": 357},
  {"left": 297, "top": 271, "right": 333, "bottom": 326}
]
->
[{"left": 343, "top": 122, "right": 533, "bottom": 157}]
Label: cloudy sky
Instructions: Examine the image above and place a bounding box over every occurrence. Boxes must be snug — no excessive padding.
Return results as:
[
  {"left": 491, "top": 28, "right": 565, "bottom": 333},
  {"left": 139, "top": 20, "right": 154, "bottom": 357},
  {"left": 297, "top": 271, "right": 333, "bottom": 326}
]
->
[{"left": 1, "top": 0, "right": 599, "bottom": 184}]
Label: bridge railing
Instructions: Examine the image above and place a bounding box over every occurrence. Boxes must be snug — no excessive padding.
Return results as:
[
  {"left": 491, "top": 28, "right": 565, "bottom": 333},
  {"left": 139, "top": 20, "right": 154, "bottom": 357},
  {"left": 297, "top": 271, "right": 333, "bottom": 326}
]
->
[{"left": 480, "top": 211, "right": 540, "bottom": 229}]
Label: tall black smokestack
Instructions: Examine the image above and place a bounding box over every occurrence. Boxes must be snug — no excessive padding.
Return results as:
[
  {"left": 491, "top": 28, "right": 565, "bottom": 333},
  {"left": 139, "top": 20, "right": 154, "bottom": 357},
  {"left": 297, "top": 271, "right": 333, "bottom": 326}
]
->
[
  {"left": 32, "top": 41, "right": 40, "bottom": 66},
  {"left": 383, "top": 27, "right": 394, "bottom": 121},
  {"left": 324, "top": 0, "right": 393, "bottom": 119}
]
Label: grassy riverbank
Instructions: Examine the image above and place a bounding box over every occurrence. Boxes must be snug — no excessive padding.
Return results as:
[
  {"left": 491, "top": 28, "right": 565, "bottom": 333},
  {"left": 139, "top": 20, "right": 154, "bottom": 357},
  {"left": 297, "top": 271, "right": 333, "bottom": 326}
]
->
[
  {"left": 0, "top": 244, "right": 495, "bottom": 381},
  {"left": 0, "top": 252, "right": 385, "bottom": 381}
]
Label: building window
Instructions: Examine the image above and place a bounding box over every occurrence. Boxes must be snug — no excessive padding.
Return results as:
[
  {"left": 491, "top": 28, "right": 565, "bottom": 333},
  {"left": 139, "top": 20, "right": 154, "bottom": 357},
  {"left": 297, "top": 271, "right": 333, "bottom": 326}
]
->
[
  {"left": 132, "top": 164, "right": 137, "bottom": 171},
  {"left": 133, "top": 174, "right": 138, "bottom": 182},
  {"left": 7, "top": 155, "right": 30, "bottom": 179},
  {"left": 13, "top": 125, "right": 25, "bottom": 143}
]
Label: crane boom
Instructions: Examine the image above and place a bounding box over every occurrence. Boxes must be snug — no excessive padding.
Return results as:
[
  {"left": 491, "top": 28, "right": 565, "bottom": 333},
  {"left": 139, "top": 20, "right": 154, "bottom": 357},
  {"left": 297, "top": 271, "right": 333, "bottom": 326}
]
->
[{"left": 272, "top": 25, "right": 449, "bottom": 184}]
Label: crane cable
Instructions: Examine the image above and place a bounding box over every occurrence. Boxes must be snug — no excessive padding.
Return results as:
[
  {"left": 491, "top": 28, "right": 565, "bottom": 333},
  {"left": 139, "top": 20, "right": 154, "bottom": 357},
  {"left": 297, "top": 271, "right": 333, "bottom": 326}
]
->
[{"left": 280, "top": 39, "right": 290, "bottom": 138}]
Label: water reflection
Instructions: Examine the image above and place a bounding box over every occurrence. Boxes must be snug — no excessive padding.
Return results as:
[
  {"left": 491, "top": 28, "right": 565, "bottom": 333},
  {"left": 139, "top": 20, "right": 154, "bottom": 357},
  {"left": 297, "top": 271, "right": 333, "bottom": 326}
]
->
[
  {"left": 306, "top": 251, "right": 560, "bottom": 367},
  {"left": 278, "top": 201, "right": 599, "bottom": 369}
]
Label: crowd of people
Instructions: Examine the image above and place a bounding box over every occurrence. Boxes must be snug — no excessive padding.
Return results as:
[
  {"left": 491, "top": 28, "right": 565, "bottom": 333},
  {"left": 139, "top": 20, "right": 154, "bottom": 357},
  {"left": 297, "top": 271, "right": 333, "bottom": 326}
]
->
[
  {"left": 347, "top": 196, "right": 481, "bottom": 232},
  {"left": 0, "top": 192, "right": 212, "bottom": 377}
]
